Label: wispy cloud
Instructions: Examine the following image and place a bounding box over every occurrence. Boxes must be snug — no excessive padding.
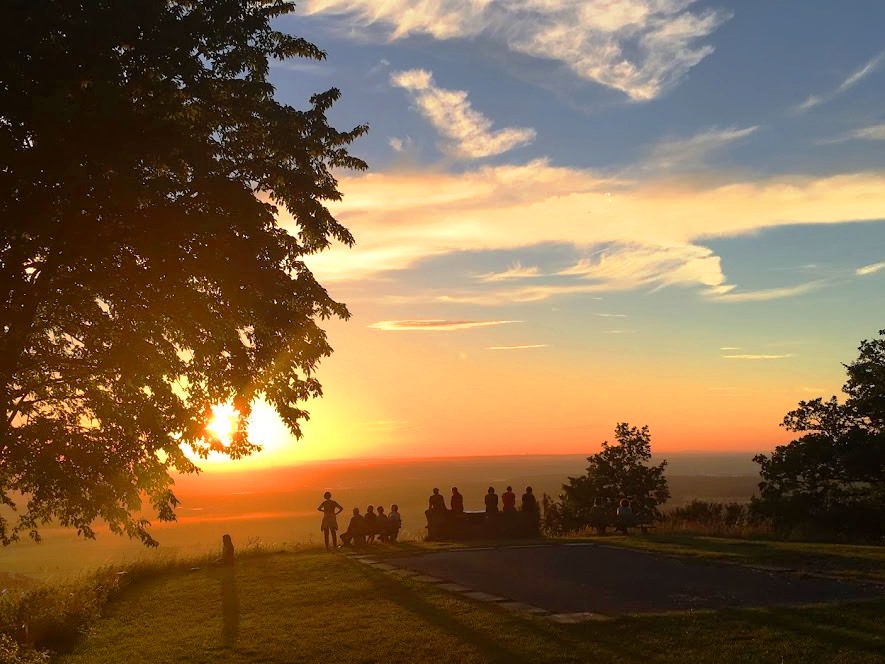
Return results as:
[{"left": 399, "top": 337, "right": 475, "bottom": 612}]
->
[
  {"left": 486, "top": 344, "right": 548, "bottom": 350},
  {"left": 478, "top": 262, "right": 542, "bottom": 282},
  {"left": 722, "top": 353, "right": 794, "bottom": 360},
  {"left": 849, "top": 123, "right": 885, "bottom": 141},
  {"left": 559, "top": 242, "right": 730, "bottom": 293},
  {"left": 388, "top": 136, "right": 413, "bottom": 153},
  {"left": 298, "top": 162, "right": 885, "bottom": 291},
  {"left": 710, "top": 281, "right": 824, "bottom": 302},
  {"left": 719, "top": 346, "right": 741, "bottom": 351},
  {"left": 388, "top": 283, "right": 612, "bottom": 306},
  {"left": 390, "top": 69, "right": 535, "bottom": 159},
  {"left": 857, "top": 261, "right": 885, "bottom": 276},
  {"left": 305, "top": 0, "right": 731, "bottom": 101},
  {"left": 823, "top": 122, "right": 885, "bottom": 144},
  {"left": 598, "top": 313, "right": 627, "bottom": 318},
  {"left": 368, "top": 319, "right": 519, "bottom": 331},
  {"left": 644, "top": 126, "right": 758, "bottom": 171},
  {"left": 795, "top": 52, "right": 883, "bottom": 113},
  {"left": 604, "top": 329, "right": 636, "bottom": 334}
]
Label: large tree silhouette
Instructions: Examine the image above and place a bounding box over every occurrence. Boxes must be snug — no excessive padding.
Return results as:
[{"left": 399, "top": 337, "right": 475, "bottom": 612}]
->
[
  {"left": 0, "top": 1, "right": 367, "bottom": 545},
  {"left": 752, "top": 330, "right": 885, "bottom": 538}
]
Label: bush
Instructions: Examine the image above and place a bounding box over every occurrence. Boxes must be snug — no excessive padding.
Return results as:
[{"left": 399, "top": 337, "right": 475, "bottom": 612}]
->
[{"left": 660, "top": 500, "right": 774, "bottom": 537}]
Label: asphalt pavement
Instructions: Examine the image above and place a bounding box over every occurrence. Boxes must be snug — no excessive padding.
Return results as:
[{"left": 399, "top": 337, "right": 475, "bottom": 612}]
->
[{"left": 383, "top": 544, "right": 882, "bottom": 615}]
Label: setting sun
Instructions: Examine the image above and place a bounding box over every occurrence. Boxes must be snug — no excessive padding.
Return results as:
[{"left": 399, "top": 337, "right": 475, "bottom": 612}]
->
[{"left": 206, "top": 403, "right": 239, "bottom": 447}]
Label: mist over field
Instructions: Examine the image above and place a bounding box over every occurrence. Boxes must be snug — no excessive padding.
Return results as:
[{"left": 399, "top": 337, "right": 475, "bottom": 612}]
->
[{"left": 1, "top": 453, "right": 759, "bottom": 582}]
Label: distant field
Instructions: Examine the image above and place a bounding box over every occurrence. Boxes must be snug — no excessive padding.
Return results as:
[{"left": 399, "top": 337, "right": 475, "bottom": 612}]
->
[{"left": 0, "top": 453, "right": 761, "bottom": 581}]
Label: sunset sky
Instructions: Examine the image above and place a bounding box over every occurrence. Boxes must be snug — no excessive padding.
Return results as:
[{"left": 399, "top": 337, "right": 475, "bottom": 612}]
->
[{"left": 207, "top": 1, "right": 885, "bottom": 468}]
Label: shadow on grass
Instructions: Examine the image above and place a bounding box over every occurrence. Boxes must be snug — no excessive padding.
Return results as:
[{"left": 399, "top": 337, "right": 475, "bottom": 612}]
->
[{"left": 219, "top": 567, "right": 239, "bottom": 649}]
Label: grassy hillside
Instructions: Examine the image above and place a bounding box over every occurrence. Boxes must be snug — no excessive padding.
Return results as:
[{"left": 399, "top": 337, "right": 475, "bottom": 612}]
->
[{"left": 40, "top": 543, "right": 884, "bottom": 664}]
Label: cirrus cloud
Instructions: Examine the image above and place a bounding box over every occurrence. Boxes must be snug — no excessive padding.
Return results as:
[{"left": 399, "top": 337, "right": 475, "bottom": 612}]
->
[
  {"left": 856, "top": 261, "right": 885, "bottom": 276},
  {"left": 368, "top": 319, "right": 520, "bottom": 331},
  {"left": 391, "top": 69, "right": 536, "bottom": 158},
  {"left": 291, "top": 160, "right": 885, "bottom": 302},
  {"left": 303, "top": 0, "right": 731, "bottom": 101}
]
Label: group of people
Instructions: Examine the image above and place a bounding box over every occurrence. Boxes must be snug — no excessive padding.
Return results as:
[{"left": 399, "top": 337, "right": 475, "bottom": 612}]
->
[
  {"left": 427, "top": 485, "right": 539, "bottom": 516},
  {"left": 317, "top": 492, "right": 402, "bottom": 549}
]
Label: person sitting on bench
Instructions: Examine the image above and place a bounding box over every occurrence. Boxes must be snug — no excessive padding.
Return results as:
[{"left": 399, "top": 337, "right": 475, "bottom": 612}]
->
[
  {"left": 484, "top": 487, "right": 499, "bottom": 513},
  {"left": 376, "top": 505, "right": 390, "bottom": 542},
  {"left": 450, "top": 487, "right": 464, "bottom": 513},
  {"left": 364, "top": 505, "right": 378, "bottom": 543},
  {"left": 340, "top": 507, "right": 365, "bottom": 547},
  {"left": 502, "top": 486, "right": 517, "bottom": 512},
  {"left": 520, "top": 486, "right": 538, "bottom": 512},
  {"left": 589, "top": 498, "right": 609, "bottom": 534},
  {"left": 428, "top": 488, "right": 446, "bottom": 512},
  {"left": 387, "top": 504, "right": 402, "bottom": 541},
  {"left": 616, "top": 498, "right": 634, "bottom": 533}
]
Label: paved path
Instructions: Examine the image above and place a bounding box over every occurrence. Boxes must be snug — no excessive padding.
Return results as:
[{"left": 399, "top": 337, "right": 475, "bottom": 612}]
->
[{"left": 382, "top": 544, "right": 882, "bottom": 616}]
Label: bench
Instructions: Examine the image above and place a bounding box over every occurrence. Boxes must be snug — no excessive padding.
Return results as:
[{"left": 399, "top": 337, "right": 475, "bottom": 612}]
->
[
  {"left": 591, "top": 522, "right": 656, "bottom": 535},
  {"left": 616, "top": 523, "right": 656, "bottom": 535}
]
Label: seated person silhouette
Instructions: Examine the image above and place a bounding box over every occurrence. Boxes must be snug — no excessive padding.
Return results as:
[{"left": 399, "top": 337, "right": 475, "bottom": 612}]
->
[
  {"left": 484, "top": 487, "right": 499, "bottom": 513},
  {"left": 340, "top": 507, "right": 365, "bottom": 547},
  {"left": 364, "top": 505, "right": 378, "bottom": 543},
  {"left": 317, "top": 491, "right": 344, "bottom": 550},
  {"left": 376, "top": 505, "right": 390, "bottom": 542},
  {"left": 502, "top": 486, "right": 517, "bottom": 512},
  {"left": 450, "top": 487, "right": 464, "bottom": 513},
  {"left": 589, "top": 498, "right": 609, "bottom": 534},
  {"left": 520, "top": 486, "right": 538, "bottom": 512},
  {"left": 217, "top": 534, "right": 235, "bottom": 565},
  {"left": 387, "top": 504, "right": 402, "bottom": 541},
  {"left": 428, "top": 488, "right": 446, "bottom": 512},
  {"left": 616, "top": 498, "right": 634, "bottom": 533}
]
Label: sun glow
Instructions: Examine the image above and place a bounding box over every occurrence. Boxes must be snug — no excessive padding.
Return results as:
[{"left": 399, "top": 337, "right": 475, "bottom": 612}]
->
[
  {"left": 194, "top": 399, "right": 301, "bottom": 469},
  {"left": 206, "top": 402, "right": 239, "bottom": 447}
]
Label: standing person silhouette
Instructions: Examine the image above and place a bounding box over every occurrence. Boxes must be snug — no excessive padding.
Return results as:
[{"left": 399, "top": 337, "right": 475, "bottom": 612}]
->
[
  {"left": 484, "top": 487, "right": 499, "bottom": 513},
  {"left": 502, "top": 486, "right": 517, "bottom": 512},
  {"left": 317, "top": 491, "right": 344, "bottom": 550}
]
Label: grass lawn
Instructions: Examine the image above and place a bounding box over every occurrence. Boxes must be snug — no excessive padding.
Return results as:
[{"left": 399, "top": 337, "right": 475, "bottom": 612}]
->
[{"left": 55, "top": 545, "right": 884, "bottom": 664}]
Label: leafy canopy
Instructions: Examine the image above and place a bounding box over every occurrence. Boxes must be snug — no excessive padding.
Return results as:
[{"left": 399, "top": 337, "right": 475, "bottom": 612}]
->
[
  {"left": 0, "top": 1, "right": 367, "bottom": 545},
  {"left": 544, "top": 423, "right": 669, "bottom": 534},
  {"left": 752, "top": 330, "right": 885, "bottom": 538}
]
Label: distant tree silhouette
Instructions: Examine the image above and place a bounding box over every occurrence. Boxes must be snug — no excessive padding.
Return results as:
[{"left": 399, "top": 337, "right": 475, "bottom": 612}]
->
[
  {"left": 752, "top": 330, "right": 885, "bottom": 538},
  {"left": 543, "top": 423, "right": 669, "bottom": 534},
  {"left": 0, "top": 1, "right": 366, "bottom": 545}
]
